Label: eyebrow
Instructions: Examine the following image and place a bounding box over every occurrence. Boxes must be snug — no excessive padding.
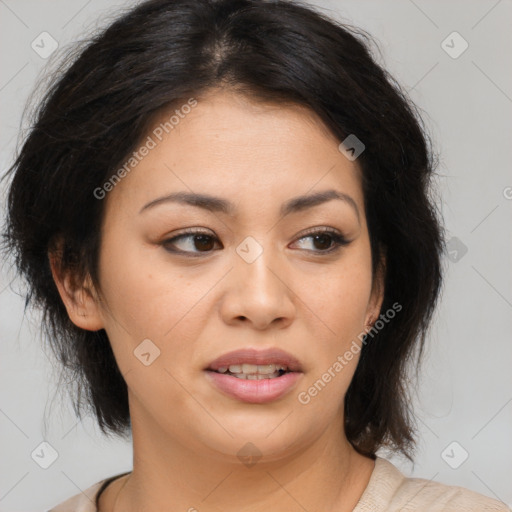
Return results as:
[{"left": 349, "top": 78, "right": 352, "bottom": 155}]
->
[{"left": 139, "top": 189, "right": 360, "bottom": 221}]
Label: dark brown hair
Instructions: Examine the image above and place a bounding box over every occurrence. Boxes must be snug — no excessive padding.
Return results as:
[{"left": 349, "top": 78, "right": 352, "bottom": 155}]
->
[{"left": 1, "top": 0, "right": 444, "bottom": 460}]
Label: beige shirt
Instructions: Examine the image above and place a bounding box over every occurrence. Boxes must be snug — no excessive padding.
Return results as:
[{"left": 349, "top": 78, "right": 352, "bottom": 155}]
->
[{"left": 47, "top": 456, "right": 511, "bottom": 512}]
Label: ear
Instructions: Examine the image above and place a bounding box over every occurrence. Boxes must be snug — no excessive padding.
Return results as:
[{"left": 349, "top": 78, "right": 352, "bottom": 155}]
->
[
  {"left": 48, "top": 246, "right": 104, "bottom": 331},
  {"left": 365, "top": 254, "right": 386, "bottom": 328}
]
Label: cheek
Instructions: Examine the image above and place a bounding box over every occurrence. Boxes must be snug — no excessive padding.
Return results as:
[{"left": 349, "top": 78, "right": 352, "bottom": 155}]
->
[
  {"left": 95, "top": 239, "right": 214, "bottom": 429},
  {"left": 300, "top": 249, "right": 373, "bottom": 335},
  {"left": 96, "top": 262, "right": 234, "bottom": 445},
  {"left": 96, "top": 235, "right": 209, "bottom": 365},
  {"left": 295, "top": 264, "right": 371, "bottom": 414},
  {"left": 292, "top": 244, "right": 373, "bottom": 400}
]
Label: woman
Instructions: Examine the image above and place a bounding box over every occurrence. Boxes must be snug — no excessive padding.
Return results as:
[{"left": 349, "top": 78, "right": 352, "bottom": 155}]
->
[{"left": 2, "top": 0, "right": 509, "bottom": 511}]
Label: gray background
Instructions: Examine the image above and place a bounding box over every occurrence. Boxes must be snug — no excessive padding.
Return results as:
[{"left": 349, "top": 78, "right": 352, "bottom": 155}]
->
[{"left": 1, "top": 1, "right": 511, "bottom": 510}]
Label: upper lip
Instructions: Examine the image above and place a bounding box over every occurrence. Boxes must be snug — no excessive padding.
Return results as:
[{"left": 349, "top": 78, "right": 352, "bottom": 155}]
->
[{"left": 206, "top": 348, "right": 303, "bottom": 372}]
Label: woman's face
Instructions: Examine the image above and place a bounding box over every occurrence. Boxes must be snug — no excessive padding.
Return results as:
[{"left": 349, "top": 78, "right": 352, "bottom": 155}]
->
[{"left": 75, "top": 89, "right": 383, "bottom": 460}]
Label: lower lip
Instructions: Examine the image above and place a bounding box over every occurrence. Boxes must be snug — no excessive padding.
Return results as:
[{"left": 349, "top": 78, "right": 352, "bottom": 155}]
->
[{"left": 205, "top": 371, "right": 302, "bottom": 403}]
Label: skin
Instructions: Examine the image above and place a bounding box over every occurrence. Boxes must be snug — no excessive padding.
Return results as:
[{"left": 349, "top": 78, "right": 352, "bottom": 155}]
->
[{"left": 50, "top": 88, "right": 385, "bottom": 512}]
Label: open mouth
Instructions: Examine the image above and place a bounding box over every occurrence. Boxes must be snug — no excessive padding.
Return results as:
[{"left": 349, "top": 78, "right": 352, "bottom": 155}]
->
[
  {"left": 204, "top": 349, "right": 303, "bottom": 403},
  {"left": 212, "top": 363, "right": 292, "bottom": 380}
]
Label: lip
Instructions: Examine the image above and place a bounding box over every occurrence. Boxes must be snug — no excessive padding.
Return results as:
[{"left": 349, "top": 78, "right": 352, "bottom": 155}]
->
[
  {"left": 204, "top": 348, "right": 303, "bottom": 404},
  {"left": 205, "top": 371, "right": 302, "bottom": 403}
]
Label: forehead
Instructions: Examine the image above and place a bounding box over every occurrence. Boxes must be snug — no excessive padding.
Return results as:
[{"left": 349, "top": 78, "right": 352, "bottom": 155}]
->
[{"left": 103, "top": 89, "right": 364, "bottom": 219}]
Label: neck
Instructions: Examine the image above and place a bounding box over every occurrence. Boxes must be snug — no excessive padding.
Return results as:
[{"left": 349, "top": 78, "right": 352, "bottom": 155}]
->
[{"left": 111, "top": 396, "right": 375, "bottom": 512}]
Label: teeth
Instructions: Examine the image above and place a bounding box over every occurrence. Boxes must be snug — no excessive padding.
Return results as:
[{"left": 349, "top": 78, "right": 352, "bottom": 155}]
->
[
  {"left": 227, "top": 363, "right": 288, "bottom": 375},
  {"left": 256, "top": 364, "right": 279, "bottom": 375},
  {"left": 242, "top": 363, "right": 258, "bottom": 374},
  {"left": 232, "top": 371, "right": 281, "bottom": 380},
  {"left": 212, "top": 363, "right": 291, "bottom": 379}
]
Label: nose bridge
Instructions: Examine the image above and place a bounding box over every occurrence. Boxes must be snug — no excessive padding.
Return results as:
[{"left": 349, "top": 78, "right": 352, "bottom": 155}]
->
[
  {"left": 224, "top": 234, "right": 295, "bottom": 328},
  {"left": 235, "top": 234, "right": 283, "bottom": 296}
]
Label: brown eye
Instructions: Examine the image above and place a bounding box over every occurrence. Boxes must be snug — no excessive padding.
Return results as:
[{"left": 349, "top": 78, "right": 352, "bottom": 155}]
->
[
  {"left": 191, "top": 234, "right": 216, "bottom": 251},
  {"left": 311, "top": 233, "right": 335, "bottom": 250},
  {"left": 292, "top": 228, "right": 350, "bottom": 254},
  {"left": 162, "top": 230, "right": 221, "bottom": 255}
]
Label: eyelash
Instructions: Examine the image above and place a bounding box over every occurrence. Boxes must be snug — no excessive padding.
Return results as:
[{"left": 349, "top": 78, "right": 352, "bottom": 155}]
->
[{"left": 160, "top": 226, "right": 350, "bottom": 257}]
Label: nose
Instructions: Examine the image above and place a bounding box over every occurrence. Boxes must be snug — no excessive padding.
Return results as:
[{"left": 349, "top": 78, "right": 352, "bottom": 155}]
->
[{"left": 220, "top": 242, "right": 296, "bottom": 331}]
